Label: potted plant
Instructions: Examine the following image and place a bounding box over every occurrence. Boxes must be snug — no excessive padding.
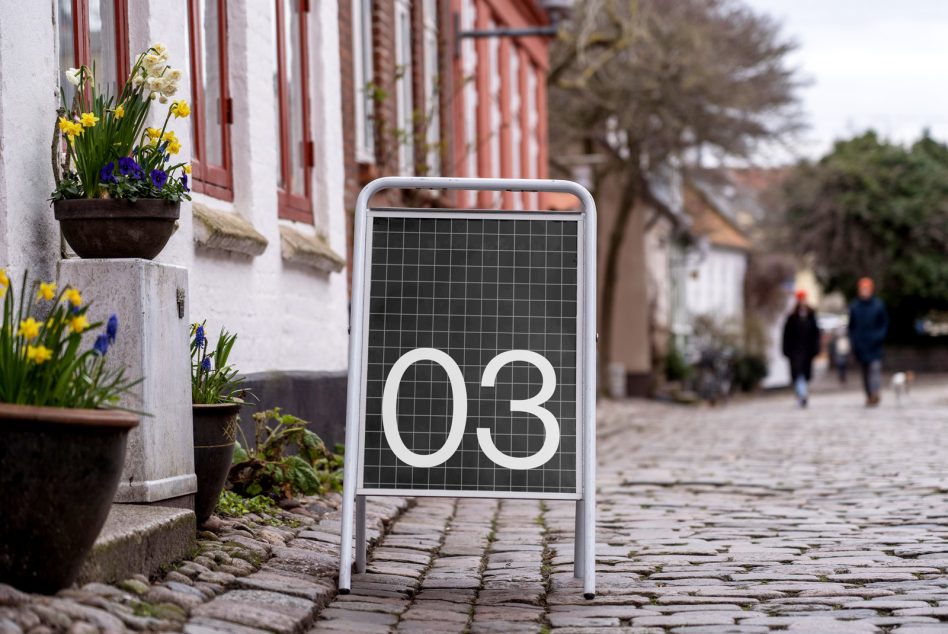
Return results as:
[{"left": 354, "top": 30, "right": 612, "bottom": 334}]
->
[
  {"left": 0, "top": 269, "right": 139, "bottom": 593},
  {"left": 51, "top": 43, "right": 191, "bottom": 260},
  {"left": 191, "top": 322, "right": 248, "bottom": 525}
]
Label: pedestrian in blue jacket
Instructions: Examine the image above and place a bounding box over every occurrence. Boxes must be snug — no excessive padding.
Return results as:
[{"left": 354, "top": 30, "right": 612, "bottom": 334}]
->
[{"left": 848, "top": 277, "right": 888, "bottom": 406}]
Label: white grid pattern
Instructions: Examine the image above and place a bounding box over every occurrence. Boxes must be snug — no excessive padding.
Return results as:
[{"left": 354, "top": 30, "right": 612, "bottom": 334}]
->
[{"left": 359, "top": 212, "right": 580, "bottom": 494}]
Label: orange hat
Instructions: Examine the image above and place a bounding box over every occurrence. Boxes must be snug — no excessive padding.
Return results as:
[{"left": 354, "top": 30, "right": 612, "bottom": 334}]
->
[{"left": 858, "top": 277, "right": 874, "bottom": 291}]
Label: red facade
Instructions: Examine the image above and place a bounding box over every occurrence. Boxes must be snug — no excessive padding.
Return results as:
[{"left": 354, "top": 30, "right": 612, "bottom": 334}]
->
[{"left": 338, "top": 0, "right": 553, "bottom": 284}]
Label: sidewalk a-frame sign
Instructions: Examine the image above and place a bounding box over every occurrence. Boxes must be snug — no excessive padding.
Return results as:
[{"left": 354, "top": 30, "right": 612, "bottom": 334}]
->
[{"left": 339, "top": 177, "right": 597, "bottom": 598}]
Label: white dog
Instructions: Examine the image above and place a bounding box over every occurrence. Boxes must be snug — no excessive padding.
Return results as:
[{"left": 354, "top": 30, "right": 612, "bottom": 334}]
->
[{"left": 891, "top": 371, "right": 915, "bottom": 405}]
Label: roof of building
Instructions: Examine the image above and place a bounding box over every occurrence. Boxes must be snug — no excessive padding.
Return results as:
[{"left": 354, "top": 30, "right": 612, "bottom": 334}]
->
[{"left": 683, "top": 180, "right": 752, "bottom": 252}]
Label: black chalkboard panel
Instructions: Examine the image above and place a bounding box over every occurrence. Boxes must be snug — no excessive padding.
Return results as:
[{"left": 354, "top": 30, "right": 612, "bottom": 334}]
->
[{"left": 358, "top": 212, "right": 582, "bottom": 496}]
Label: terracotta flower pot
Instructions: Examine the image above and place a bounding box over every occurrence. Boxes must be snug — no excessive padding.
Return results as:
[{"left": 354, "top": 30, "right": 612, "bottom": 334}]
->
[
  {"left": 54, "top": 198, "right": 180, "bottom": 260},
  {"left": 0, "top": 403, "right": 138, "bottom": 594},
  {"left": 192, "top": 403, "right": 241, "bottom": 525}
]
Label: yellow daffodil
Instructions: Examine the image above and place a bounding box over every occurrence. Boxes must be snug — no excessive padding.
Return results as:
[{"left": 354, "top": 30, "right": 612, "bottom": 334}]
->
[
  {"left": 114, "top": 104, "right": 125, "bottom": 119},
  {"left": 79, "top": 112, "right": 99, "bottom": 128},
  {"left": 184, "top": 164, "right": 192, "bottom": 175},
  {"left": 68, "top": 314, "right": 89, "bottom": 334},
  {"left": 0, "top": 268, "right": 8, "bottom": 297},
  {"left": 167, "top": 139, "right": 182, "bottom": 155},
  {"left": 162, "top": 130, "right": 177, "bottom": 142},
  {"left": 36, "top": 282, "right": 56, "bottom": 302},
  {"left": 26, "top": 345, "right": 53, "bottom": 365},
  {"left": 18, "top": 317, "right": 41, "bottom": 341},
  {"left": 170, "top": 100, "right": 190, "bottom": 118},
  {"left": 146, "top": 127, "right": 162, "bottom": 143},
  {"left": 58, "top": 118, "right": 83, "bottom": 141},
  {"left": 64, "top": 288, "right": 82, "bottom": 307}
]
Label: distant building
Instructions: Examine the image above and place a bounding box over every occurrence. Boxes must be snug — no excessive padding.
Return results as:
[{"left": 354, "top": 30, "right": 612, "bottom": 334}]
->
[{"left": 679, "top": 179, "right": 751, "bottom": 333}]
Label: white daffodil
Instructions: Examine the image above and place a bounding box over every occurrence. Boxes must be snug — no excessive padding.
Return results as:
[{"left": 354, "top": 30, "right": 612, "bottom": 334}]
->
[{"left": 65, "top": 67, "right": 82, "bottom": 86}]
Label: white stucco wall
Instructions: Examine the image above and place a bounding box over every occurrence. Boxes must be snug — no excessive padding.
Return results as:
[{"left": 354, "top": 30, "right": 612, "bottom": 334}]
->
[
  {"left": 0, "top": 0, "right": 349, "bottom": 375},
  {"left": 684, "top": 246, "right": 747, "bottom": 329},
  {"left": 0, "top": 0, "right": 61, "bottom": 282}
]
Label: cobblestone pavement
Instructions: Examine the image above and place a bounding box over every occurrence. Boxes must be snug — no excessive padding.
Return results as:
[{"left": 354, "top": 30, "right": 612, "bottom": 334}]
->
[
  {"left": 3, "top": 384, "right": 948, "bottom": 633},
  {"left": 312, "top": 383, "right": 948, "bottom": 633},
  {"left": 0, "top": 495, "right": 411, "bottom": 634}
]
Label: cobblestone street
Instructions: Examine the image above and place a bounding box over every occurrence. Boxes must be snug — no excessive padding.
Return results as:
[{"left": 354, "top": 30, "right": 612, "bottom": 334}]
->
[{"left": 314, "top": 382, "right": 948, "bottom": 633}]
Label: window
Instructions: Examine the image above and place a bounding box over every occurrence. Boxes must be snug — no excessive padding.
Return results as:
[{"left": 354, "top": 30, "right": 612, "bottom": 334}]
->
[
  {"left": 460, "top": 0, "right": 477, "bottom": 193},
  {"left": 508, "top": 48, "right": 522, "bottom": 209},
  {"left": 488, "top": 20, "right": 500, "bottom": 180},
  {"left": 188, "top": 0, "right": 233, "bottom": 200},
  {"left": 421, "top": 0, "right": 439, "bottom": 176},
  {"left": 526, "top": 66, "right": 539, "bottom": 209},
  {"left": 394, "top": 0, "right": 413, "bottom": 176},
  {"left": 275, "top": 0, "right": 313, "bottom": 221},
  {"left": 352, "top": 0, "right": 375, "bottom": 163},
  {"left": 58, "top": 0, "right": 129, "bottom": 102}
]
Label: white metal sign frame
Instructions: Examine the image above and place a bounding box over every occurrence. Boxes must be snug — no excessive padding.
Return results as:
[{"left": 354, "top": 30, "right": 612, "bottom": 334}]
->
[{"left": 339, "top": 176, "right": 597, "bottom": 599}]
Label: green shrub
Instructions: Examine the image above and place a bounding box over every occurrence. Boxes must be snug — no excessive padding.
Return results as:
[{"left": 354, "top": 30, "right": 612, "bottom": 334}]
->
[
  {"left": 228, "top": 408, "right": 343, "bottom": 502},
  {"left": 665, "top": 339, "right": 691, "bottom": 382},
  {"left": 733, "top": 353, "right": 768, "bottom": 392},
  {"left": 215, "top": 490, "right": 275, "bottom": 517}
]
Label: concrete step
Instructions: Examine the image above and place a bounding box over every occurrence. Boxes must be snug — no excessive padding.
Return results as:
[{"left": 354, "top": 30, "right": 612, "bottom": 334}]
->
[{"left": 77, "top": 504, "right": 195, "bottom": 584}]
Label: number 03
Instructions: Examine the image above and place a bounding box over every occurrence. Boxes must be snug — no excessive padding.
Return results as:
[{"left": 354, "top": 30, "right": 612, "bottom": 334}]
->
[{"left": 381, "top": 349, "right": 560, "bottom": 470}]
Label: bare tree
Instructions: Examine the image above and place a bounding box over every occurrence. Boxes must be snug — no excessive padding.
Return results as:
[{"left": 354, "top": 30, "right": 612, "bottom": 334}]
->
[{"left": 549, "top": 0, "right": 803, "bottom": 382}]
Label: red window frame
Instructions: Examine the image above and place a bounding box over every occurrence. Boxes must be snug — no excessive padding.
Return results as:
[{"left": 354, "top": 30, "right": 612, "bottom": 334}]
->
[
  {"left": 66, "top": 0, "right": 130, "bottom": 89},
  {"left": 187, "top": 0, "right": 234, "bottom": 200},
  {"left": 275, "top": 0, "right": 314, "bottom": 223}
]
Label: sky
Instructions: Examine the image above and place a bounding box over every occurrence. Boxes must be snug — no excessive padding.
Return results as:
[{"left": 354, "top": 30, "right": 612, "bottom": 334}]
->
[{"left": 742, "top": 0, "right": 948, "bottom": 161}]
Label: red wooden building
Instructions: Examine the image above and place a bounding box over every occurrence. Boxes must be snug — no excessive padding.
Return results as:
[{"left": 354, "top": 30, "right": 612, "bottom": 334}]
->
[{"left": 338, "top": 0, "right": 556, "bottom": 276}]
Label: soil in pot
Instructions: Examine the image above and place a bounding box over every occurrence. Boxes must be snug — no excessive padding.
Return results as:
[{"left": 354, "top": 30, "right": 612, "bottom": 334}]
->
[
  {"left": 0, "top": 404, "right": 138, "bottom": 594},
  {"left": 54, "top": 198, "right": 180, "bottom": 260},
  {"left": 193, "top": 403, "right": 241, "bottom": 525}
]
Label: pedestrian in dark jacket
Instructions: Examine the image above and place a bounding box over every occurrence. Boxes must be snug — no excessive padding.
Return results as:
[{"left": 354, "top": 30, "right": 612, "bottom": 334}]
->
[
  {"left": 848, "top": 277, "right": 888, "bottom": 406},
  {"left": 783, "top": 290, "right": 821, "bottom": 407}
]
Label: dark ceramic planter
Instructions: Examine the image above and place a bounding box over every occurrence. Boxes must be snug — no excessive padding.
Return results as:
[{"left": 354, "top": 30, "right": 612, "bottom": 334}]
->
[
  {"left": 54, "top": 198, "right": 180, "bottom": 260},
  {"left": 193, "top": 403, "right": 241, "bottom": 525},
  {"left": 0, "top": 403, "right": 138, "bottom": 594}
]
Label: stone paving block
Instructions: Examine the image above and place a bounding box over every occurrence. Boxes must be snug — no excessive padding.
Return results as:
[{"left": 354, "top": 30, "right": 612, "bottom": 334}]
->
[
  {"left": 671, "top": 625, "right": 770, "bottom": 634},
  {"left": 548, "top": 613, "right": 622, "bottom": 627},
  {"left": 184, "top": 616, "right": 274, "bottom": 634},
  {"left": 317, "top": 607, "right": 399, "bottom": 626},
  {"left": 191, "top": 598, "right": 305, "bottom": 634}
]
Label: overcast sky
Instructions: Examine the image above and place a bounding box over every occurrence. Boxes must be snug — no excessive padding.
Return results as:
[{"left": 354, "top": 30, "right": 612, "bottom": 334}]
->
[{"left": 742, "top": 0, "right": 948, "bottom": 162}]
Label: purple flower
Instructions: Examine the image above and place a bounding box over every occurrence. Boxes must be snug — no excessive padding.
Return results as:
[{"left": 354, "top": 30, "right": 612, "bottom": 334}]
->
[
  {"left": 106, "top": 314, "right": 118, "bottom": 343},
  {"left": 201, "top": 356, "right": 212, "bottom": 371},
  {"left": 194, "top": 324, "right": 205, "bottom": 348},
  {"left": 99, "top": 162, "right": 117, "bottom": 184},
  {"left": 118, "top": 156, "right": 142, "bottom": 179},
  {"left": 180, "top": 174, "right": 189, "bottom": 191},
  {"left": 93, "top": 334, "right": 109, "bottom": 355},
  {"left": 150, "top": 169, "right": 168, "bottom": 189}
]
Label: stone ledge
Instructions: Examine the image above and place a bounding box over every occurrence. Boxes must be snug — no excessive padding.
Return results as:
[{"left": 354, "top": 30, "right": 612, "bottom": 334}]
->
[
  {"left": 279, "top": 225, "right": 345, "bottom": 274},
  {"left": 76, "top": 504, "right": 196, "bottom": 585},
  {"left": 192, "top": 202, "right": 268, "bottom": 257}
]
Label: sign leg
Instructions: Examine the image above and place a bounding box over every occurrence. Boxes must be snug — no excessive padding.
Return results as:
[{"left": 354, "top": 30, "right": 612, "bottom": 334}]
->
[
  {"left": 574, "top": 499, "right": 584, "bottom": 578},
  {"left": 583, "top": 475, "right": 596, "bottom": 599},
  {"left": 356, "top": 495, "right": 368, "bottom": 573},
  {"left": 338, "top": 484, "right": 354, "bottom": 593}
]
